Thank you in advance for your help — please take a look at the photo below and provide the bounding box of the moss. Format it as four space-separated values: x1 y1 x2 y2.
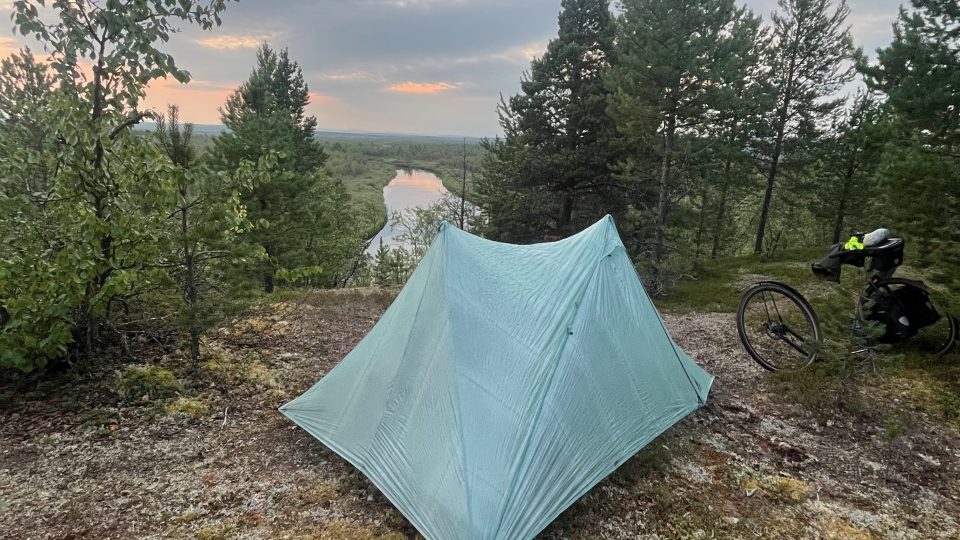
165 397 209 418
314 519 406 540
817 517 873 540
883 415 907 440
194 524 234 540
171 510 204 524
763 475 809 503
200 349 275 389
114 365 181 402
299 480 341 508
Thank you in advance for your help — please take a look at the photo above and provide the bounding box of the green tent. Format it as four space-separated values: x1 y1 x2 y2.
281 215 712 539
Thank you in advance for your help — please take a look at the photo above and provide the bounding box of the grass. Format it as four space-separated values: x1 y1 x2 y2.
653 247 824 314
661 246 960 431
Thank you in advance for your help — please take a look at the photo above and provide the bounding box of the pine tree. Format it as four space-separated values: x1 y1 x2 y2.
609 0 760 281
213 45 326 174
476 0 620 242
703 12 770 258
753 0 855 254
208 44 359 292
812 92 884 243
862 0 960 287
863 0 960 147
156 106 264 373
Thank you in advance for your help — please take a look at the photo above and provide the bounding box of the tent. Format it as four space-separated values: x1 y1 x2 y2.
280 215 713 540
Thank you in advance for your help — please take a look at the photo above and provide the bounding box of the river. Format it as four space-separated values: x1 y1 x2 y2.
366 168 454 256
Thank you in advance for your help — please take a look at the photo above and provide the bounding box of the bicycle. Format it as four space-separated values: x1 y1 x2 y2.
736 230 958 371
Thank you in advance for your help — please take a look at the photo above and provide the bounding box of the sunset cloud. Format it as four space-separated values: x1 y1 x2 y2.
316 70 383 82
388 81 460 94
309 92 338 106
196 34 268 50
0 36 20 58
142 77 237 124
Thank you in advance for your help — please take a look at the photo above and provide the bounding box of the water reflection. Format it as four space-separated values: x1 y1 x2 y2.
366 168 451 255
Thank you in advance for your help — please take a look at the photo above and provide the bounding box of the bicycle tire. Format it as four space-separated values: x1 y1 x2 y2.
737 281 822 371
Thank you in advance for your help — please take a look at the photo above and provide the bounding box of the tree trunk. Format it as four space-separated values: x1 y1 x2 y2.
755 42 799 255
653 114 676 267
711 159 732 259
832 155 858 243
181 186 200 372
459 138 468 230
263 271 275 294
558 193 574 231
694 182 709 260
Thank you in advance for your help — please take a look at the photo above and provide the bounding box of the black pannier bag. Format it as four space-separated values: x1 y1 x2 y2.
864 283 941 343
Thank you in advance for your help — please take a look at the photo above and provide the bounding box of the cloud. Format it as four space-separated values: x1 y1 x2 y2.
316 70 384 82
142 77 238 124
378 0 466 7
0 36 21 58
196 34 270 50
309 92 338 105
388 81 460 94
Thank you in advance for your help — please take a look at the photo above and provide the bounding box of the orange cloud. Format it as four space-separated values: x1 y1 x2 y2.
196 34 265 50
0 36 21 59
309 92 337 106
142 77 237 124
388 81 460 94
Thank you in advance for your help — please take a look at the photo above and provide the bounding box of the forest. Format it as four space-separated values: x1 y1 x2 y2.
477 0 958 298
0 0 955 370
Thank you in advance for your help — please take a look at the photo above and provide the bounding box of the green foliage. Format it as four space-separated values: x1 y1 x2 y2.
608 0 764 288
753 0 856 254
154 106 268 371
115 365 181 402
208 44 362 292
370 244 413 287
809 92 885 243
863 0 960 291
0 0 232 371
476 0 622 243
165 396 209 418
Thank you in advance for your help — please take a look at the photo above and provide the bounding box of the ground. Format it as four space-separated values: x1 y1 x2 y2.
1 287 959 539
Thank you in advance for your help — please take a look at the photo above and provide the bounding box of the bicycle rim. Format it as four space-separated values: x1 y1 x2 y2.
737 283 822 371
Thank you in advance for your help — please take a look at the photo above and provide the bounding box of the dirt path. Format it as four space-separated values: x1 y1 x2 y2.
1 290 958 539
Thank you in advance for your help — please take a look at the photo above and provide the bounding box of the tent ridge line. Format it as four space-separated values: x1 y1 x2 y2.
490 241 614 539
442 226 477 537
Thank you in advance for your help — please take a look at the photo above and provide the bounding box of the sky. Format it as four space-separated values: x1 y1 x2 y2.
0 0 903 137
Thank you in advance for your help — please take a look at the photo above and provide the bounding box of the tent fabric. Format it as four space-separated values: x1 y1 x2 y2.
280 215 713 540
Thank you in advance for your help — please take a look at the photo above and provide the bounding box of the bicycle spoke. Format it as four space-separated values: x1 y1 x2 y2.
737 283 820 372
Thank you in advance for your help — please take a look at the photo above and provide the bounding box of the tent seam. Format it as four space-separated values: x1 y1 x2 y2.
490 238 617 539
444 225 477 538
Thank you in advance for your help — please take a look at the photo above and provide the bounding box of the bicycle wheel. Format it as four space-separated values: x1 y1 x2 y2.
737 282 822 371
856 278 957 356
